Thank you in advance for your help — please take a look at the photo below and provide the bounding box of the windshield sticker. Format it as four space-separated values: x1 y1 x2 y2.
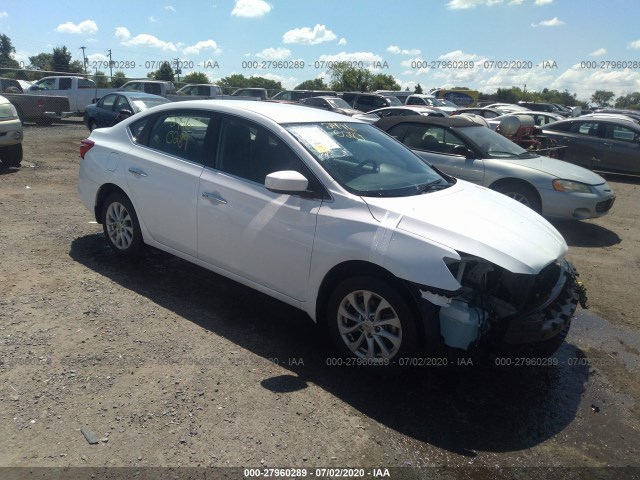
323 123 365 141
289 125 348 158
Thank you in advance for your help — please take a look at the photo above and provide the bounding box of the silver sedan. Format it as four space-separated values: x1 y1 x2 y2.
375 115 615 220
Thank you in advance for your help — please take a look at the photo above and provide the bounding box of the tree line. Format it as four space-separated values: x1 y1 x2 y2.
1 33 638 109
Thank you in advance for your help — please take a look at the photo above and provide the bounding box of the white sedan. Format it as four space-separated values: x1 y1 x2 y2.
78 100 584 366
0 95 23 168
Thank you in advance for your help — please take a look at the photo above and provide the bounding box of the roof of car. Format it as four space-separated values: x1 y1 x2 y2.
546 116 640 129
374 115 479 130
116 91 167 100
143 99 363 124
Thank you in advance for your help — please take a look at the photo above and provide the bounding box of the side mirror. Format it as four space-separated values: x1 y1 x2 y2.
452 145 473 158
265 170 309 194
118 109 133 117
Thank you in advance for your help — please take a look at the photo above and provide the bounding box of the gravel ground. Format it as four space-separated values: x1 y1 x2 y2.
1 122 639 479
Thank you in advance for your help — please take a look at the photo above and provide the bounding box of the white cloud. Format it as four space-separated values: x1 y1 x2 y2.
446 0 504 9
534 0 554 4
387 45 421 55
183 39 221 56
255 47 291 60
149 16 158 23
0 11 8 19
55 20 98 34
115 27 177 52
86 38 99 43
551 64 640 99
508 0 524 5
338 38 347 46
115 27 130 41
231 0 272 18
439 50 482 61
87 53 107 62
531 17 565 27
164 5 176 11
589 48 607 57
283 24 336 45
628 40 640 49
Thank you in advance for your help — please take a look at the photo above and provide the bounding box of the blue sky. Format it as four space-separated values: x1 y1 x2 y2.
2 0 640 100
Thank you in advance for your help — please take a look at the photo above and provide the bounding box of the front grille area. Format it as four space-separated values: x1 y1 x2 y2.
596 197 615 213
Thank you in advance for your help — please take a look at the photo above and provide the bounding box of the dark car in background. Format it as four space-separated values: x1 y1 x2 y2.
340 92 402 112
358 105 449 123
518 101 568 116
543 116 640 175
298 96 360 116
270 90 337 103
451 107 502 119
231 88 270 100
84 92 169 131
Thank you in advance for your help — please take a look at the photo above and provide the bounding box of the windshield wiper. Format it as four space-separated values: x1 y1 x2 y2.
516 151 538 158
415 179 448 194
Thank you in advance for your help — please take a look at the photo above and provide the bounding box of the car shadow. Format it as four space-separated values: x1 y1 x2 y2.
596 172 640 185
69 234 589 456
551 220 621 248
0 165 20 175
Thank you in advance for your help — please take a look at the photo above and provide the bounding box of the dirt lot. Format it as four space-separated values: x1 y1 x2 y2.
1 122 640 479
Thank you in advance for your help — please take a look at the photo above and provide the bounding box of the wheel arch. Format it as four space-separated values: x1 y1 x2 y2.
315 260 423 331
488 177 542 211
94 183 128 223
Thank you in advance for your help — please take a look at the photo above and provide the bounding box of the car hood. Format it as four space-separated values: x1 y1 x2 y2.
362 181 567 275
501 155 606 185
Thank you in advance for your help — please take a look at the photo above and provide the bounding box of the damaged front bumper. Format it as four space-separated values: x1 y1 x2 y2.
501 260 584 345
412 258 587 353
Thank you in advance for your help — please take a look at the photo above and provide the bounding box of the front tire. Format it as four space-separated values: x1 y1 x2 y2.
494 181 541 213
0 144 23 168
327 276 419 363
101 193 144 257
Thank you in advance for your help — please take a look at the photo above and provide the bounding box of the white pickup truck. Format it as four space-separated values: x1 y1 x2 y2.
166 84 246 102
28 76 115 115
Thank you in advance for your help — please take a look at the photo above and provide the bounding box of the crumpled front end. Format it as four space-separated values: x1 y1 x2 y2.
418 256 586 355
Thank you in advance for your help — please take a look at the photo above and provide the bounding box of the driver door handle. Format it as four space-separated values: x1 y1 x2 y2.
201 192 227 204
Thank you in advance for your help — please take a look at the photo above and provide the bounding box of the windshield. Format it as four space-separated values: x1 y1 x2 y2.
456 125 537 159
440 99 459 108
131 98 169 112
386 96 403 106
286 122 448 197
326 98 352 109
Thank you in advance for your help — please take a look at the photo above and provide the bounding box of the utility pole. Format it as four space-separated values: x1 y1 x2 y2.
174 57 181 82
106 49 113 78
79 46 88 74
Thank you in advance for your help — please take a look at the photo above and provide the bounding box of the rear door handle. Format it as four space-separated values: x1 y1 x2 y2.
201 192 227 204
128 167 148 177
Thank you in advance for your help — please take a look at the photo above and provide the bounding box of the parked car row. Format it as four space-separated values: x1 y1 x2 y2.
71 81 640 179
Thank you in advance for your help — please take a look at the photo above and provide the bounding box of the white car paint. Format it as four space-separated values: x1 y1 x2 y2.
78 100 580 359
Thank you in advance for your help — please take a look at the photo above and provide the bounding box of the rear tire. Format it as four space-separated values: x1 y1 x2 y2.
0 144 23 168
101 193 144 257
88 119 97 131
